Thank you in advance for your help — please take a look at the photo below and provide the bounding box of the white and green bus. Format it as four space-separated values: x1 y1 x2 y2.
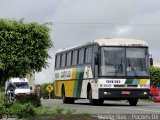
54 38 152 106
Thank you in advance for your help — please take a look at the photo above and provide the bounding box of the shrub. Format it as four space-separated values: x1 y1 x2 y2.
34 106 56 115
151 66 160 84
0 92 7 117
65 108 76 115
8 100 35 118
15 93 41 107
55 106 64 114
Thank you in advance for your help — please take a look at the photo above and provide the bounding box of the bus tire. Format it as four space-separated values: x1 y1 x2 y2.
61 86 68 104
68 98 75 104
88 87 98 105
128 99 138 106
98 99 104 105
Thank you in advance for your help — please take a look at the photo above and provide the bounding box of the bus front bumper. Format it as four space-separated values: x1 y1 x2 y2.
99 88 150 100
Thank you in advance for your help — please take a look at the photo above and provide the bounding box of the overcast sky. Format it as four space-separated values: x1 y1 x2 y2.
0 0 160 84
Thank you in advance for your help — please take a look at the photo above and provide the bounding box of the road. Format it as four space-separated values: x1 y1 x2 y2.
41 99 160 114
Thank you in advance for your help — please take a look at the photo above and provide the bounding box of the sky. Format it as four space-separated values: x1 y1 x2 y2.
0 0 160 84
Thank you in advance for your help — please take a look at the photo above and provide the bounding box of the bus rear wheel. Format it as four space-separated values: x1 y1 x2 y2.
128 99 138 106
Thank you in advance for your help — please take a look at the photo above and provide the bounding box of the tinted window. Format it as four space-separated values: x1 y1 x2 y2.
72 51 78 65
61 53 66 67
66 52 72 66
85 47 92 63
100 47 125 76
79 49 84 64
55 54 61 68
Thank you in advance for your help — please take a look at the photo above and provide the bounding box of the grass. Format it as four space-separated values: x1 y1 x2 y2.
27 114 98 120
27 106 98 120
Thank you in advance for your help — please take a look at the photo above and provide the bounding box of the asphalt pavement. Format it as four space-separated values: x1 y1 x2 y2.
41 99 160 114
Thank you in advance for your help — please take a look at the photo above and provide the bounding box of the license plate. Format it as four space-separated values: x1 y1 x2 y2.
122 91 130 94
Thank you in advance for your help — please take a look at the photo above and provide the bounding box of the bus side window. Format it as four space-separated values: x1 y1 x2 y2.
66 52 72 67
72 51 78 65
85 46 92 63
61 53 66 68
79 49 84 64
56 54 61 68
88 47 92 63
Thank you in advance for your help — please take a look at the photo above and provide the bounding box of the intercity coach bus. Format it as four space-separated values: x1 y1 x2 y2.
54 38 152 106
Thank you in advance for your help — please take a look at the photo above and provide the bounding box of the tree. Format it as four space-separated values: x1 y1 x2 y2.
0 19 52 85
150 66 160 84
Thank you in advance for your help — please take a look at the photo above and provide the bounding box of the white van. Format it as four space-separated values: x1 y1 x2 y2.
5 78 32 101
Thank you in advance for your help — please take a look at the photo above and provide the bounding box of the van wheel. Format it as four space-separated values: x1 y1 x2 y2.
88 87 98 105
128 99 138 106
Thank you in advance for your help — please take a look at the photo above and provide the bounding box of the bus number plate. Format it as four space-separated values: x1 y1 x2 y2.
121 91 130 94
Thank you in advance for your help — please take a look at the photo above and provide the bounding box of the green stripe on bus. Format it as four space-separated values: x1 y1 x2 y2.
125 79 140 85
125 79 134 84
73 67 84 97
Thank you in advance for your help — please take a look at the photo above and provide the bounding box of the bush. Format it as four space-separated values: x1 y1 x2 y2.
0 92 36 118
34 106 56 115
15 93 41 107
151 66 160 84
0 92 7 117
8 100 35 118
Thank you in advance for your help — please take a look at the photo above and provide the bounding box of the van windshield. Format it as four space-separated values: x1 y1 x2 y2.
13 82 29 89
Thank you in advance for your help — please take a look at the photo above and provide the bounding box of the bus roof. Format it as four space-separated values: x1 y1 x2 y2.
94 38 148 46
56 38 148 53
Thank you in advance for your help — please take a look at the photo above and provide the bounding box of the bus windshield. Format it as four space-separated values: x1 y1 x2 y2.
100 47 149 77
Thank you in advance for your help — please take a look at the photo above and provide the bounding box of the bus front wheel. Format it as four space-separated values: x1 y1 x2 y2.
88 88 98 105
62 86 68 104
128 99 138 106
61 86 75 104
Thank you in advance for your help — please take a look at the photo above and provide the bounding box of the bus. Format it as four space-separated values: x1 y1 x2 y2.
54 38 152 106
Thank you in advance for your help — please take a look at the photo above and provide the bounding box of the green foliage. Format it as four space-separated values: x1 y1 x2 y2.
34 106 56 115
150 66 160 84
0 92 8 116
8 100 35 118
0 18 52 85
40 83 54 99
15 93 41 107
65 108 76 115
0 92 36 118
55 106 64 114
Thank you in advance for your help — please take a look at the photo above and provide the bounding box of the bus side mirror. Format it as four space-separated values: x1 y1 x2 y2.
30 87 32 90
150 58 153 66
